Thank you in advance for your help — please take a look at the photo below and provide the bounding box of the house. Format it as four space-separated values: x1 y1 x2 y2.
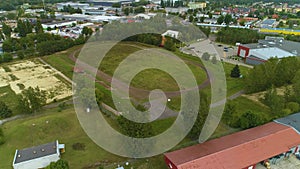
12 140 65 169
237 36 300 65
162 30 180 39
164 122 300 169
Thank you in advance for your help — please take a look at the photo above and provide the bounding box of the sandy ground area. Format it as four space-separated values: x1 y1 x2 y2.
0 60 72 103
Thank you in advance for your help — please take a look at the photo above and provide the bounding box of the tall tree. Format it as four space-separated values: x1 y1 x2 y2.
224 14 232 25
17 87 47 114
230 65 240 78
35 20 44 34
217 15 224 24
2 23 12 39
0 101 12 118
262 86 284 115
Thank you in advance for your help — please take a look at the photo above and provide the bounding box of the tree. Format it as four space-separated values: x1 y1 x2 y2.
286 102 300 113
239 110 267 129
201 52 210 61
82 27 93 37
2 23 12 39
200 16 205 23
217 15 224 24
224 14 232 25
0 30 4 41
46 159 69 169
117 115 153 138
262 86 284 115
123 8 130 16
2 39 13 52
189 15 194 22
211 56 217 64
17 50 25 59
223 101 240 128
112 2 121 8
230 65 240 78
0 101 12 118
293 70 300 104
2 53 13 62
134 6 145 14
35 20 44 34
17 87 47 114
164 38 176 51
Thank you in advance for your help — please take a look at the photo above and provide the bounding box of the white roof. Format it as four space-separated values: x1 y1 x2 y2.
249 47 296 60
162 30 180 39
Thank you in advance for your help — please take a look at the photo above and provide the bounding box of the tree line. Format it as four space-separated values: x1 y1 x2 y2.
0 0 73 10
216 27 263 45
1 21 92 58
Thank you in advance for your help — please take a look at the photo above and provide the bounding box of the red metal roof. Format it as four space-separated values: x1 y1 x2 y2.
164 122 300 169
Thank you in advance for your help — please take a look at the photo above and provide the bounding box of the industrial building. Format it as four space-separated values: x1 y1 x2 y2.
164 119 300 169
12 140 65 169
237 36 300 65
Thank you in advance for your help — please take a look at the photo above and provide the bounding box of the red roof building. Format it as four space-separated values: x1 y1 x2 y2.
164 122 300 169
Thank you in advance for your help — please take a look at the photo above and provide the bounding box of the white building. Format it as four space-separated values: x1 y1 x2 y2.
162 30 180 39
12 140 65 169
42 20 77 29
57 2 90 10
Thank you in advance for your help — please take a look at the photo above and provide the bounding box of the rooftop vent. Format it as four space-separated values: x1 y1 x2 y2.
17 154 21 158
41 149 45 152
33 151 37 154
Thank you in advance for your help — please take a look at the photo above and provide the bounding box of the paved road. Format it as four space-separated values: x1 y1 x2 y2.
0 115 23 126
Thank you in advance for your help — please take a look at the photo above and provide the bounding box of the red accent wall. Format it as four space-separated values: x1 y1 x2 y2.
164 156 178 169
237 45 250 58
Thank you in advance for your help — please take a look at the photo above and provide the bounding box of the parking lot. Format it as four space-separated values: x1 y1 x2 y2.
256 155 300 169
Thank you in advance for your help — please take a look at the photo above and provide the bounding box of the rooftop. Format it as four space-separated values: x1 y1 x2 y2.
241 38 300 56
14 141 58 164
275 112 300 134
250 47 295 60
164 122 300 169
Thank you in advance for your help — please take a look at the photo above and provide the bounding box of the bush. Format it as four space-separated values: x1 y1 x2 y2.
201 52 210 61
239 110 268 129
286 102 300 113
282 108 292 116
0 101 12 119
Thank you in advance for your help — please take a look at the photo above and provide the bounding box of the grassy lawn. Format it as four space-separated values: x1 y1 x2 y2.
223 62 251 96
0 86 19 116
229 96 272 119
0 107 126 169
43 53 75 79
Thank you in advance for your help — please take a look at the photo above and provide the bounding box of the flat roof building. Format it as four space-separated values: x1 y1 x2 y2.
237 36 300 65
13 140 65 169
